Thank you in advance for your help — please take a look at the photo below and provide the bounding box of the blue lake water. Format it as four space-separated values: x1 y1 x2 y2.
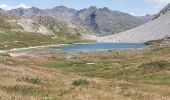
13 43 146 53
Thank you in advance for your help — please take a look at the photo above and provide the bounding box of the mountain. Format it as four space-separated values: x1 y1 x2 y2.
75 6 152 36
140 14 155 23
154 3 170 19
0 8 6 14
1 6 153 36
9 7 41 17
95 3 170 43
0 14 87 50
6 6 77 22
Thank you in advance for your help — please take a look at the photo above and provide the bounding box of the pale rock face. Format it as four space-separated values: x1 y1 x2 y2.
17 19 35 32
95 11 170 43
16 18 53 35
154 3 170 19
36 25 53 35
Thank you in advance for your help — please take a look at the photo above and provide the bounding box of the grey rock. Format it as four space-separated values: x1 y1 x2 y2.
0 6 153 36
75 6 152 36
154 3 170 19
97 3 170 43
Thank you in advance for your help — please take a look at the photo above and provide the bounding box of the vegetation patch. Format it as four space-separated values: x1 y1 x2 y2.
18 77 41 84
0 84 41 95
43 95 53 100
138 59 170 74
0 53 10 57
44 59 110 72
72 79 89 86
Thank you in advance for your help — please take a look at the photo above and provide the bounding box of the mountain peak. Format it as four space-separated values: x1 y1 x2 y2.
0 8 5 13
0 8 4 11
52 6 68 10
13 7 25 10
88 6 98 10
51 6 76 12
154 3 170 19
1 5 151 36
29 7 39 10
102 7 110 11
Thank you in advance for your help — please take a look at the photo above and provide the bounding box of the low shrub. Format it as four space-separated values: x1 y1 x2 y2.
138 59 170 74
43 95 53 100
72 79 89 86
18 77 41 84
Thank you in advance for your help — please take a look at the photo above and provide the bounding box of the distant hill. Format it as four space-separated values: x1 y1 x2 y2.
0 6 153 36
74 6 153 36
96 3 170 43
0 14 87 50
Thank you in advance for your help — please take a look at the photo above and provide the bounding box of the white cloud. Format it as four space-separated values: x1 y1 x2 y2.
16 3 31 9
129 12 137 16
147 0 170 5
0 3 31 10
0 4 12 10
128 12 144 16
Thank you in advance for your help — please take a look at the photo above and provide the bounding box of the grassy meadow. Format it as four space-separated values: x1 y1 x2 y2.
0 39 169 100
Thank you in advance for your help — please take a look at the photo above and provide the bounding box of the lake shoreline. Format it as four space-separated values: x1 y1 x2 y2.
7 43 146 54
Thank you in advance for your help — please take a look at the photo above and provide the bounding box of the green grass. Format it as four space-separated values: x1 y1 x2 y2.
43 59 122 73
138 60 170 74
41 54 170 84
43 95 53 100
0 15 91 50
0 38 169 99
0 31 87 50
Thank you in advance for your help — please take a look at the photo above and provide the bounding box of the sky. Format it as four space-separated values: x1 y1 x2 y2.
0 0 170 16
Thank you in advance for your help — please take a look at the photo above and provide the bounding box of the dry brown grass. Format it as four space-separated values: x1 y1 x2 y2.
0 41 170 100
0 63 131 100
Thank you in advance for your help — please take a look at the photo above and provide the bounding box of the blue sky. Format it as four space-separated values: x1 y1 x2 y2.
0 0 170 16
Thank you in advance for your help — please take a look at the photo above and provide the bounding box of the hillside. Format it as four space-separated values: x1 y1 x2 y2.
95 3 170 43
0 14 87 50
1 6 153 36
154 3 170 19
75 6 150 36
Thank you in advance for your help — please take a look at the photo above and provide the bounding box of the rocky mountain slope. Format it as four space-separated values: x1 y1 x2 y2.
1 6 153 36
95 3 170 43
0 14 87 50
75 6 151 36
154 3 170 19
